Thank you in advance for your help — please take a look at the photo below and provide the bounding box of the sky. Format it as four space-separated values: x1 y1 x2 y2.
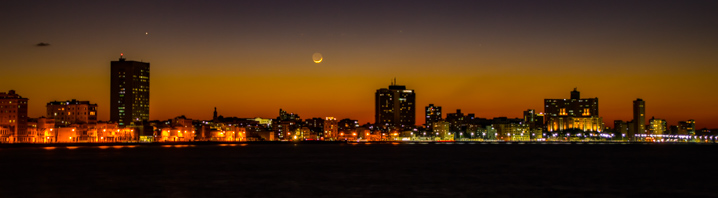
1 0 717 128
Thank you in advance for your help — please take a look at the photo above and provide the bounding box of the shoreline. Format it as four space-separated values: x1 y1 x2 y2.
1 140 714 149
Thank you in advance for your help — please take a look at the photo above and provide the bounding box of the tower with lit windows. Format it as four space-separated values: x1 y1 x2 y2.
375 79 415 129
631 98 645 140
0 90 28 143
543 88 602 132
425 104 442 128
110 54 150 126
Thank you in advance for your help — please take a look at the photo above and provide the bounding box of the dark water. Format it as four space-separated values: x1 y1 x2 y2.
1 143 716 197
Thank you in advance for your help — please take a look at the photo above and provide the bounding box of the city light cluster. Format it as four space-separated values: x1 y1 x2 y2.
1 58 715 144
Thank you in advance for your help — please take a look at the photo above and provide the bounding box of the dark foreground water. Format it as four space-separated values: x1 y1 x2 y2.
1 143 716 197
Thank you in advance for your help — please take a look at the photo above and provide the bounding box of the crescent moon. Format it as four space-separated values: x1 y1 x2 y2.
314 57 323 63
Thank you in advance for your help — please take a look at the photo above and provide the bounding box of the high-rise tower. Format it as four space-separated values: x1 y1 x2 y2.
375 79 415 129
110 55 150 126
631 98 645 140
425 104 442 127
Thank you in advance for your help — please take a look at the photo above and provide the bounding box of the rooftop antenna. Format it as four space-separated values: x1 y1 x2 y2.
393 77 396 85
119 53 125 61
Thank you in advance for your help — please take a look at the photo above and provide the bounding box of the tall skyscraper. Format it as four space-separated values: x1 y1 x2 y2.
110 55 150 126
425 104 442 127
0 90 28 143
632 98 645 139
375 79 415 129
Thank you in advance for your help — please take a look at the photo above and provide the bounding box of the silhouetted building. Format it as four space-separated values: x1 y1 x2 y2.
545 88 599 118
278 108 300 121
614 120 628 138
46 99 98 126
110 56 150 126
523 109 544 129
213 107 218 121
669 125 679 135
304 117 325 135
0 90 28 143
338 118 359 132
375 79 415 129
445 109 474 133
544 88 602 132
677 120 695 135
632 98 645 139
425 104 442 127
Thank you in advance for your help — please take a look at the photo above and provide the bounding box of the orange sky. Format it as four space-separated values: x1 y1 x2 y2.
1 1 717 128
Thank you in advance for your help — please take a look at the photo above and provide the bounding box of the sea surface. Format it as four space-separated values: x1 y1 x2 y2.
0 142 716 197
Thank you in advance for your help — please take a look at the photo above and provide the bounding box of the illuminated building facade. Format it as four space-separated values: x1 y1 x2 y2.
28 117 56 143
425 104 442 127
632 98 646 139
0 90 29 143
110 56 150 126
545 88 598 118
159 116 195 142
375 79 415 129
323 117 338 140
493 123 531 141
547 116 603 132
544 89 602 132
46 99 98 126
432 121 451 140
648 117 667 136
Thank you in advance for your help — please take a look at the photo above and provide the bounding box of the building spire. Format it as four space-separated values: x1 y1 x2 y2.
213 107 218 121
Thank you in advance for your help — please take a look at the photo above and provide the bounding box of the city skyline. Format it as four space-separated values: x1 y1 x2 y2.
1 1 717 128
